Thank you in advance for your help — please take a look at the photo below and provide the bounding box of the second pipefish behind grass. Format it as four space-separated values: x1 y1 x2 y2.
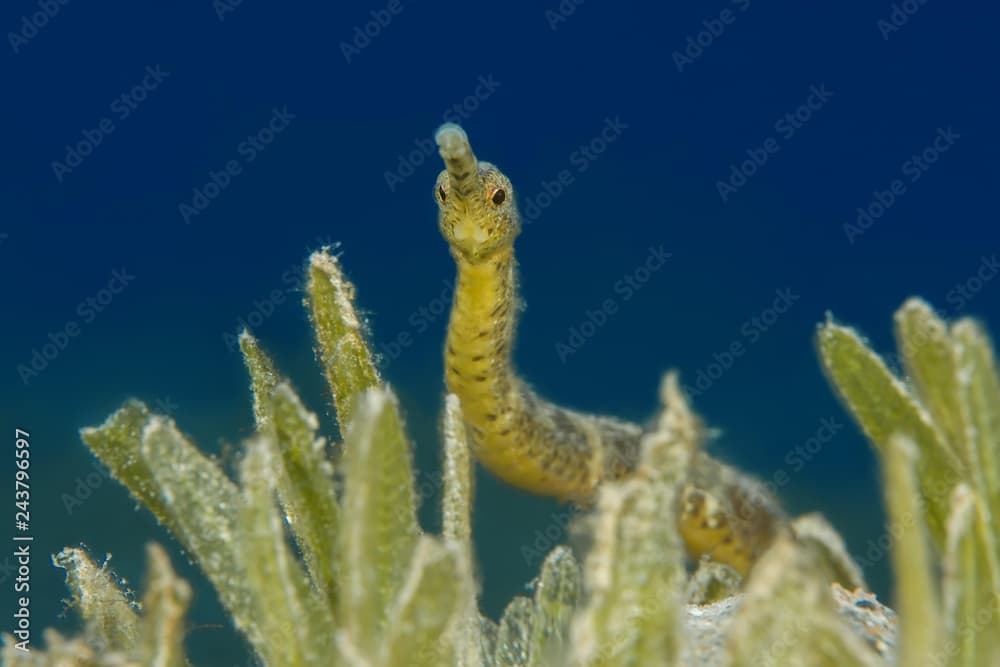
433 123 785 574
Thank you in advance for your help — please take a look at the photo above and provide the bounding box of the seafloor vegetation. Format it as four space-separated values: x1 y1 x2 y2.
4 247 1000 666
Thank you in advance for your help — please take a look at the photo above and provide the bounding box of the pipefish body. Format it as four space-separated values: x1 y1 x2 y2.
434 124 785 574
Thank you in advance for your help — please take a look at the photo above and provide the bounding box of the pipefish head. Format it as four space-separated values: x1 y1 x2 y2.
434 123 519 263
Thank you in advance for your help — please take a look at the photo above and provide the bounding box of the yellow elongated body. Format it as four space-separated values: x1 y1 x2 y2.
444 247 641 501
433 124 784 573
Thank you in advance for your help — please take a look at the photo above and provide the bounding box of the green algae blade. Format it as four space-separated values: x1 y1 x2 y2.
20 547 190 666
442 393 474 548
896 302 1000 610
339 387 420 655
952 320 1000 552
950 319 1000 635
479 615 500 667
647 372 702 471
237 436 338 667
239 329 282 430
895 299 969 466
495 596 535 667
80 401 171 530
817 320 961 546
527 546 581 667
52 547 140 653
380 537 468 667
565 372 690 667
941 485 999 667
239 332 343 615
306 248 380 437
568 479 684 667
136 544 191 667
883 435 942 667
790 513 867 591
442 393 484 667
269 382 342 618
728 535 882 667
81 405 263 652
138 416 261 651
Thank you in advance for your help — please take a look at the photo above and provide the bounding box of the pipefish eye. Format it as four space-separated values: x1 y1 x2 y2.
489 188 506 205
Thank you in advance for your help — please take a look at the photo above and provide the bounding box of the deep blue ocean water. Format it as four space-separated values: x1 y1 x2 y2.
2 1 998 663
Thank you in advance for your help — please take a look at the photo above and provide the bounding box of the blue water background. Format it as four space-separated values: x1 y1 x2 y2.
2 2 998 663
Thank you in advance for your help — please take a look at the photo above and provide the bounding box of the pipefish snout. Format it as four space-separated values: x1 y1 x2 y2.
434 124 786 574
434 123 518 264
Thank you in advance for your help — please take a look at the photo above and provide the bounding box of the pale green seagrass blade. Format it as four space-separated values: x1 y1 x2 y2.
527 545 581 667
942 485 999 667
952 320 1000 554
380 537 469 667
894 299 969 467
239 329 281 430
442 393 485 667
495 596 535 667
882 434 942 667
305 248 380 436
339 387 419 655
442 393 474 549
728 535 882 667
817 319 962 547
565 372 692 667
239 332 343 616
81 407 264 653
136 544 191 667
79 401 171 529
52 547 140 653
269 382 343 616
237 436 338 667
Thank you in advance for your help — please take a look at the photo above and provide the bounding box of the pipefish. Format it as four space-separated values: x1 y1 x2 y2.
434 123 785 574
